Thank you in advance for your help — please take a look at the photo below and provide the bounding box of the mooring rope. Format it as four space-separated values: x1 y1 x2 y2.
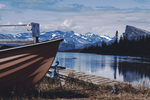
55 61 80 97
107 86 116 94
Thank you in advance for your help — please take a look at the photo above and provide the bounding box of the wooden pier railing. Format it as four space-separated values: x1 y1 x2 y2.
0 39 34 44
0 22 40 44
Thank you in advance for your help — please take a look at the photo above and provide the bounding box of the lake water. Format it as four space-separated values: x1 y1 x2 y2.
52 52 150 86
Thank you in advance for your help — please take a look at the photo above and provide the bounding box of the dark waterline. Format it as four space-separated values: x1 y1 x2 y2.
52 52 150 86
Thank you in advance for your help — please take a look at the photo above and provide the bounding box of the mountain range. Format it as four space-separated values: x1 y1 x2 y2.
0 25 150 51
0 30 115 51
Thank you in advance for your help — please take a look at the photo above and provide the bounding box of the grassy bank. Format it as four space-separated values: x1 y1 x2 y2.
1 74 150 100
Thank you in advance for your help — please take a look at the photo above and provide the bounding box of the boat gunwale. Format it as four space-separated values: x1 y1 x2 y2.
0 38 64 52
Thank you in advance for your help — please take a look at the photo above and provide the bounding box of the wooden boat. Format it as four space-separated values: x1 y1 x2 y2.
0 38 63 92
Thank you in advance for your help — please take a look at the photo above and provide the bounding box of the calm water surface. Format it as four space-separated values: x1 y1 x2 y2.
52 52 150 86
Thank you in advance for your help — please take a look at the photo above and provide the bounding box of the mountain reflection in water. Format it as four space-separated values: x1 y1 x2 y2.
52 52 150 86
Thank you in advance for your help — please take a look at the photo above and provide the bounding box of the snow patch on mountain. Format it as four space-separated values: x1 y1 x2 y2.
52 34 56 38
74 33 80 36
81 36 87 39
100 35 112 41
85 32 93 37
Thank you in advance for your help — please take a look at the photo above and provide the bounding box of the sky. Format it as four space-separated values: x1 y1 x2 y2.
0 0 150 37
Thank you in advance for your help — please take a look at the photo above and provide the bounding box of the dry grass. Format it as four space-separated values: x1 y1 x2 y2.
1 72 150 100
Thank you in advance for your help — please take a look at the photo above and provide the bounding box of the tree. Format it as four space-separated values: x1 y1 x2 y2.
114 30 118 45
115 30 118 40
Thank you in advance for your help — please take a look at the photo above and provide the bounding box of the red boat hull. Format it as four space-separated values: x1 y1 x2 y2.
0 38 63 91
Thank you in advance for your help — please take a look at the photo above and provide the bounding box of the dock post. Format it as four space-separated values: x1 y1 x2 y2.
27 22 40 43
34 37 39 43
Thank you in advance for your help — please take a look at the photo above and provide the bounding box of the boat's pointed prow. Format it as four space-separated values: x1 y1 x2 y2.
0 38 63 92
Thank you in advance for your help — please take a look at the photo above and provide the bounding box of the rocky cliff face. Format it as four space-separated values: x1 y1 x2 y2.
123 25 150 40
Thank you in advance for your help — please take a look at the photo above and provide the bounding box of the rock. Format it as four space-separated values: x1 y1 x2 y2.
123 25 150 40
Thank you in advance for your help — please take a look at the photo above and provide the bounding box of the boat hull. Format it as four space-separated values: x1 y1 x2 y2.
0 38 63 92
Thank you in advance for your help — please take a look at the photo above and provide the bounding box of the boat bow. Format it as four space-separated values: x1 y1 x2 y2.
0 38 63 92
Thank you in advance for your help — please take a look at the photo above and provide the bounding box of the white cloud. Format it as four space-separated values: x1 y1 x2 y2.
134 0 149 4
56 19 77 31
18 22 23 25
25 0 61 3
5 0 93 12
123 17 140 21
0 4 6 9
62 19 76 27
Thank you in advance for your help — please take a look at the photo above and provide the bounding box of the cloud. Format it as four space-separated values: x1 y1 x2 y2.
96 6 120 11
29 9 150 37
57 19 78 31
1 1 150 37
0 4 6 9
1 9 150 37
0 3 22 15
0 10 22 15
39 19 84 33
68 4 93 11
62 19 75 27
25 0 63 4
18 22 23 25
1 0 62 4
3 0 150 12
0 0 63 11
4 0 93 12
95 6 150 12
0 4 6 20
134 0 149 4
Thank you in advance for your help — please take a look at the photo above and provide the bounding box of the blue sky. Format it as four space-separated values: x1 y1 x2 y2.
0 0 150 37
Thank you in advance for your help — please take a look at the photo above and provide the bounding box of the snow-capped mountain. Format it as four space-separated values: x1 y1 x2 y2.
15 33 33 39
123 25 150 40
0 34 15 39
12 30 115 49
0 30 115 50
79 35 116 49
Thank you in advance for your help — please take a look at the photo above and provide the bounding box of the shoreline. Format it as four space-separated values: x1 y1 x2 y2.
59 49 150 59
1 68 150 100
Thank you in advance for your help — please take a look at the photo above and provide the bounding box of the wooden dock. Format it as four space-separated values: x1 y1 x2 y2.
47 67 132 87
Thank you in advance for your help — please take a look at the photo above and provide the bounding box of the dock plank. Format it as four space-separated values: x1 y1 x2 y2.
48 67 131 86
